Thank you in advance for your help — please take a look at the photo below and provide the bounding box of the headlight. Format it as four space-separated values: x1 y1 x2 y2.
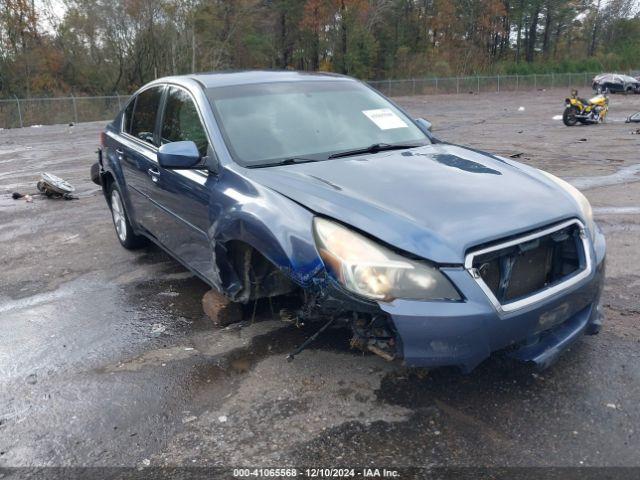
313 217 461 302
538 170 595 237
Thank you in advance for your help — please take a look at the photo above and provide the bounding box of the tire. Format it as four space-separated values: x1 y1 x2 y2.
563 106 579 126
108 183 148 250
625 87 633 95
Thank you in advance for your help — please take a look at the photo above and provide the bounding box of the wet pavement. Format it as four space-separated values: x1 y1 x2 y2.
1 89 639 468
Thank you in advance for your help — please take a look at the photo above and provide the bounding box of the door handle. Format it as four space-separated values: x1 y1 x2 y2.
115 148 124 156
148 167 160 183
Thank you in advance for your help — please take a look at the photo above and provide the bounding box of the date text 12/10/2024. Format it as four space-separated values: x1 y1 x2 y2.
233 468 400 478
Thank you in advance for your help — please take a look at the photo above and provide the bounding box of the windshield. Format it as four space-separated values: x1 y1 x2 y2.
206 80 429 167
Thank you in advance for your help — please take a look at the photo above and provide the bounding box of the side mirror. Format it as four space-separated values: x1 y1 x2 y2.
415 118 432 133
158 141 201 169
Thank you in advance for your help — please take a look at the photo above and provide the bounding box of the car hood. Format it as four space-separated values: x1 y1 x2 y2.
244 144 582 264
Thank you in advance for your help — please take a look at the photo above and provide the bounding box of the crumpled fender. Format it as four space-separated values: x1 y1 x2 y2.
206 168 324 299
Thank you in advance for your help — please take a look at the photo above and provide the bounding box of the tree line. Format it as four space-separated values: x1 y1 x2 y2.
0 0 639 97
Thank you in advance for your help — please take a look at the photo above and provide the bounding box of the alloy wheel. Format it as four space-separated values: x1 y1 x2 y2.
111 190 127 242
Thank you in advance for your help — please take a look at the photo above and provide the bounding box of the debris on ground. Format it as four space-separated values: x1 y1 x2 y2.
9 172 79 202
578 138 588 142
202 289 243 327
552 114 563 120
12 192 33 202
37 172 77 200
150 323 167 335
631 129 640 135
518 106 525 111
509 152 524 158
626 112 640 123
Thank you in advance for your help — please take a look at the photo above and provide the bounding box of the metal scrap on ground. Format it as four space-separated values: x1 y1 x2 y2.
10 172 78 202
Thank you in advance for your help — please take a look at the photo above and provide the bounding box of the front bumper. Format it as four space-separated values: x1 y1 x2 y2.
380 228 606 372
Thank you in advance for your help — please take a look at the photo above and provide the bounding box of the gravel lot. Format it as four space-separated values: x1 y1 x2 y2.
1 88 639 471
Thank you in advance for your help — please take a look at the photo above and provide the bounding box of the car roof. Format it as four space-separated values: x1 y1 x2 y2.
164 70 355 89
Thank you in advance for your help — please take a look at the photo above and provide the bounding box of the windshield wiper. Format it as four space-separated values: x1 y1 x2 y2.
251 157 322 168
328 143 423 159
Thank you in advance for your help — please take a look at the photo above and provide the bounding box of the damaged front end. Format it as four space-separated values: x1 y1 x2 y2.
261 215 463 364
202 177 605 372
274 217 606 372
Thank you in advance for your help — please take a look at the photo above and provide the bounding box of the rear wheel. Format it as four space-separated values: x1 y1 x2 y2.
109 184 148 249
563 106 579 126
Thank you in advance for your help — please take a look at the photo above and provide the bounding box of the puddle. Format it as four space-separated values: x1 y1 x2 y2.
594 206 640 215
569 163 640 190
0 276 99 314
0 145 31 156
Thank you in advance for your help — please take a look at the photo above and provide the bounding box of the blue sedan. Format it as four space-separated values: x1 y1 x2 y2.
95 71 605 372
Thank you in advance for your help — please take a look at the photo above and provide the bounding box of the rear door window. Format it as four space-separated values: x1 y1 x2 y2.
129 87 163 146
160 87 209 157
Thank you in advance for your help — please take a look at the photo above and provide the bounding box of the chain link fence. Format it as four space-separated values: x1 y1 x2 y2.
2 71 638 129
366 72 608 97
0 94 130 130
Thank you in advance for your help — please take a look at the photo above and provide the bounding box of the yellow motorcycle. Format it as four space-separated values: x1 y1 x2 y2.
563 89 609 126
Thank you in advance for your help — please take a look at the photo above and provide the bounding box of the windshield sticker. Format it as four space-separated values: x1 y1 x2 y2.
362 108 409 130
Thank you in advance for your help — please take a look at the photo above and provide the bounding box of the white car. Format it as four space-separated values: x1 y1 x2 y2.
592 73 640 94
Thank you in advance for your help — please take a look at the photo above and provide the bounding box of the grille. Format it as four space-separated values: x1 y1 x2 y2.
468 221 587 309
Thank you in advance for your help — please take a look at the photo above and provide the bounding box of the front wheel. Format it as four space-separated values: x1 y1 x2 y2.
563 106 579 126
109 184 148 250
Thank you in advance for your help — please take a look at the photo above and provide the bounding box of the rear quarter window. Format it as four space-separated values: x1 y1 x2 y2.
129 87 163 146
